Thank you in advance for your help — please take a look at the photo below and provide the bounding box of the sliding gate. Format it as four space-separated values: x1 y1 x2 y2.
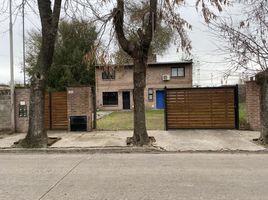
165 86 239 130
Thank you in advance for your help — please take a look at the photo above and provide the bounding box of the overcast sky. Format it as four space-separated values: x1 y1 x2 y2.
0 0 244 86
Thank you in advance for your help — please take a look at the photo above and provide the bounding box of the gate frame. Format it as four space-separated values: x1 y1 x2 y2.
164 85 239 130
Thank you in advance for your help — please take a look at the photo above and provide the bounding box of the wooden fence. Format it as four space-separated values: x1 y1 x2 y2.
45 91 68 130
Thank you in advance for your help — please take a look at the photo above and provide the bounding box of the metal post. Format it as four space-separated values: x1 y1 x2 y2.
22 0 26 85
9 0 15 132
234 84 240 130
92 86 97 130
164 86 168 131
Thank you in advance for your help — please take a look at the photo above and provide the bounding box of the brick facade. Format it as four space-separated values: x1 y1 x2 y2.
96 62 193 110
246 81 261 131
0 90 11 131
15 88 30 133
13 87 93 133
67 87 93 131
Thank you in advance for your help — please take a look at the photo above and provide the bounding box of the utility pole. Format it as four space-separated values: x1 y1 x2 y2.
210 73 213 87
9 0 15 132
197 66 200 87
22 0 26 85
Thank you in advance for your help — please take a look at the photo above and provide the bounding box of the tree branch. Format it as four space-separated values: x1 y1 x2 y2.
113 0 135 56
142 0 157 50
52 0 62 35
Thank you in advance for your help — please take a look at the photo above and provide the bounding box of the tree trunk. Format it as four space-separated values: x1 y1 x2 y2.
260 82 268 144
256 69 268 144
18 0 62 148
132 59 150 146
113 0 156 146
23 77 47 147
21 52 50 148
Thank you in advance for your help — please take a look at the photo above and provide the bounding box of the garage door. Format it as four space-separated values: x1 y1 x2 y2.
165 86 239 129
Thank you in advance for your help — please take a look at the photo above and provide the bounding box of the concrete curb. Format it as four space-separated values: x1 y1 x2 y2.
0 147 164 154
0 147 267 154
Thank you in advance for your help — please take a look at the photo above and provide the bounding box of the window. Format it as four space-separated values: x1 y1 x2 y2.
171 67 185 77
102 71 115 80
103 92 118 105
148 88 153 101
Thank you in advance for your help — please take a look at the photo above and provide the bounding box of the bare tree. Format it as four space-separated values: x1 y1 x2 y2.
212 0 268 143
89 0 227 146
113 1 174 64
8 0 227 147
19 0 62 147
112 0 157 145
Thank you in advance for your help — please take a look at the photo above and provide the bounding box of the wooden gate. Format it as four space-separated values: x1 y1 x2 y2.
45 91 68 130
165 86 239 130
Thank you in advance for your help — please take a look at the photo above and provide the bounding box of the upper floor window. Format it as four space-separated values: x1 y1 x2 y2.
102 70 115 80
171 67 185 77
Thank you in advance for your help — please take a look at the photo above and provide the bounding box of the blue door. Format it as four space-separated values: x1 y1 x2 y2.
156 90 165 109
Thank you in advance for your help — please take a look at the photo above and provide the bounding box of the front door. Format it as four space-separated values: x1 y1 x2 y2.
122 91 130 110
156 90 165 109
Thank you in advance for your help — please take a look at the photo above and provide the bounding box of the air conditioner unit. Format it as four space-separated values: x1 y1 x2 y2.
162 74 170 81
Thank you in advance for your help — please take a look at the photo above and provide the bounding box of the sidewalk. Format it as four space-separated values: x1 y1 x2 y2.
0 130 266 152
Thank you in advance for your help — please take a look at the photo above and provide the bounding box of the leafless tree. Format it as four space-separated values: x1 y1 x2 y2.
83 0 229 146
19 0 62 147
212 0 268 143
2 0 229 147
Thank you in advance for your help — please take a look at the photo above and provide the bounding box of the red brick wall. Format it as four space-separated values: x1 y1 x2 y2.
246 81 261 131
67 87 93 131
14 87 93 133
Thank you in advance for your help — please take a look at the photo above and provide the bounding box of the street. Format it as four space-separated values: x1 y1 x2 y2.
0 153 268 200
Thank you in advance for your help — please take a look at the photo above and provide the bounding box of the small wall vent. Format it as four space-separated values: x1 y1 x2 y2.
70 116 87 131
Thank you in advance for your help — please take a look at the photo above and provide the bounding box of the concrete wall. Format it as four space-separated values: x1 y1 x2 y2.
15 88 30 133
96 63 192 110
0 90 11 131
246 81 261 131
67 87 93 131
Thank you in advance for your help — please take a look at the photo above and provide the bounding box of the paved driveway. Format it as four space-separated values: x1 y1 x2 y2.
153 129 264 151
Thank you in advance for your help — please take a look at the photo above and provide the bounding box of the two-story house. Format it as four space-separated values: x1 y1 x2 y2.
95 61 193 110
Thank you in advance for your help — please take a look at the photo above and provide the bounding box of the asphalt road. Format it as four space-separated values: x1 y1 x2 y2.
0 153 268 200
